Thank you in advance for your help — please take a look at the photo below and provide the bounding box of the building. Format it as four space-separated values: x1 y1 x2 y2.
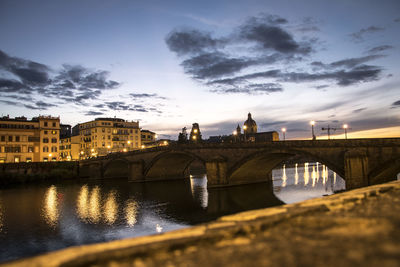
77 118 141 158
60 124 72 139
141 130 157 146
59 135 80 161
244 112 257 135
0 115 60 163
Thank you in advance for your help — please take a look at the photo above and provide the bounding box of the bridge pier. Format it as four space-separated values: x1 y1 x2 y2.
206 160 228 187
344 149 369 190
129 161 144 181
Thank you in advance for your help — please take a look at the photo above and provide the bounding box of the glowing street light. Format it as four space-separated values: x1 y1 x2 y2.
163 141 168 145
243 125 247 142
192 135 197 140
281 127 286 141
127 140 131 145
310 121 316 140
343 124 348 139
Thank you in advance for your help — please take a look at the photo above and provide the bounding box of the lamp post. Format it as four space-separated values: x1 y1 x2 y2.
310 121 316 140
281 128 286 141
343 124 348 140
233 130 237 143
243 125 247 142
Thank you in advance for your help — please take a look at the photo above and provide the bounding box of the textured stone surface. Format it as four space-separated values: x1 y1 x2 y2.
3 181 400 267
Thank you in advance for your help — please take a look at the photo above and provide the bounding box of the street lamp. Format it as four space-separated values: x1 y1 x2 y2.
233 130 237 143
243 125 247 142
281 128 286 141
343 124 348 140
310 121 316 140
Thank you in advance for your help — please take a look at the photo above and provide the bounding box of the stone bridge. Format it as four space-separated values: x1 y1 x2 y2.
79 138 400 189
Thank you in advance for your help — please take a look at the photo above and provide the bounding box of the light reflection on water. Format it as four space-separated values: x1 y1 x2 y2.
272 162 346 204
42 185 59 227
1 162 344 263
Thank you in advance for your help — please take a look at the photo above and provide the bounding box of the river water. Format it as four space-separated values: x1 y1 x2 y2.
0 162 345 263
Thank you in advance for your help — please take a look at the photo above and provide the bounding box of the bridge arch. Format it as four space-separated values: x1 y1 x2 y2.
103 158 131 178
228 148 345 185
368 157 400 185
144 150 206 180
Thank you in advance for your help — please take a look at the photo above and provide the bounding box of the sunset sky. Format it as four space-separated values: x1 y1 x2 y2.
0 0 399 139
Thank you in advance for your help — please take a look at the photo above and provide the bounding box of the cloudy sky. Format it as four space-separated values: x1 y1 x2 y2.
0 0 399 139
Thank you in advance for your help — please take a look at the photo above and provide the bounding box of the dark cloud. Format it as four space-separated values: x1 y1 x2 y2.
165 14 316 94
311 55 385 70
165 29 220 56
210 82 283 95
353 108 367 113
365 45 394 54
395 18 400 22
166 14 385 94
0 50 120 110
209 65 382 87
392 100 400 108
329 55 385 69
85 111 104 116
350 26 384 41
129 93 167 100
314 85 329 90
24 101 56 110
239 15 312 54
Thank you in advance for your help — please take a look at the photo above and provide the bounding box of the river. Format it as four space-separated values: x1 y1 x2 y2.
0 162 345 263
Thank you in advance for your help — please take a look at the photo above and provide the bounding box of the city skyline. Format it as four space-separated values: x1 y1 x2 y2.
0 0 399 139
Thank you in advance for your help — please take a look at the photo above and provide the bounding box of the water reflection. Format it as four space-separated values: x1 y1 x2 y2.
281 165 287 188
273 162 346 204
1 164 345 263
304 163 310 185
190 175 208 208
103 190 118 225
89 186 101 223
42 185 59 227
125 199 138 227
77 185 89 221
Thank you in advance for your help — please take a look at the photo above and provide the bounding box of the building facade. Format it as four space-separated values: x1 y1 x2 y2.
0 115 60 163
77 118 141 158
141 130 156 146
59 135 80 161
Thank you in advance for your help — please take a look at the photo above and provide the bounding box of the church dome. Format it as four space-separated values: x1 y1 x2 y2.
244 113 257 133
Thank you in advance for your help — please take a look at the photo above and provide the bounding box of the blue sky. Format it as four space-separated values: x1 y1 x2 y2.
0 0 399 139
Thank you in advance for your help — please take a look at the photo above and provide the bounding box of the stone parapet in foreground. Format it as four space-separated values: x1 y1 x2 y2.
3 180 400 267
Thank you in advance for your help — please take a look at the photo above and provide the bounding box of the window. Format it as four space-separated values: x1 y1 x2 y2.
51 146 57 152
52 122 56 127
0 136 4 142
44 122 48 127
51 138 57 143
43 157 48 162
8 136 12 142
28 146 34 152
43 138 49 143
52 130 57 134
43 146 49 152
130 129 133 133
44 130 48 134
15 136 20 142
102 128 105 132
26 157 32 162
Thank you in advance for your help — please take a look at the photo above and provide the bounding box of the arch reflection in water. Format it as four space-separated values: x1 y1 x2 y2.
125 199 138 227
42 185 59 227
103 190 119 225
272 162 345 204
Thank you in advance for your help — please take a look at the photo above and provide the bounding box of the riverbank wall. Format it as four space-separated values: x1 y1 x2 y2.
3 180 400 267
0 162 79 186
